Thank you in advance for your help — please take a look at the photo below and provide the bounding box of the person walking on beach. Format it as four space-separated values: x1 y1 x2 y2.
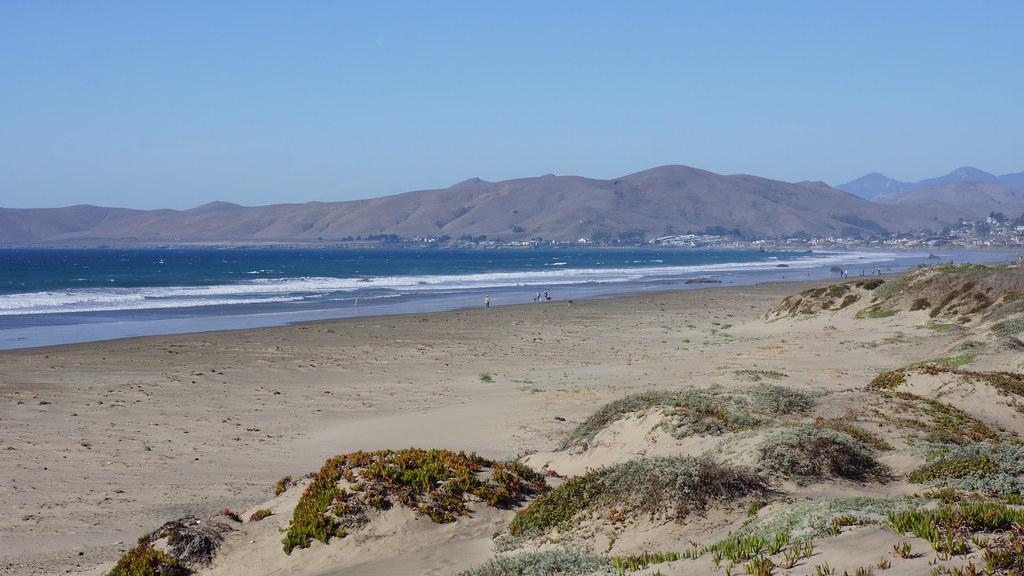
484 295 491 308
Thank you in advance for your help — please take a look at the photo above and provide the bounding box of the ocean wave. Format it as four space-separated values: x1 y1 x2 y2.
0 251 898 316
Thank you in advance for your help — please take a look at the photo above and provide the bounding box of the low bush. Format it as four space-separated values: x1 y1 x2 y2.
105 513 238 575
507 456 765 537
249 509 272 522
283 449 546 554
561 390 683 449
734 369 788 382
748 384 814 415
981 523 1024 574
855 304 897 319
907 442 1024 496
866 378 1000 445
866 370 906 391
274 475 292 496
562 385 813 449
991 316 1024 337
107 542 188 576
814 417 892 451
759 426 888 483
908 353 978 369
459 550 615 576
710 496 919 563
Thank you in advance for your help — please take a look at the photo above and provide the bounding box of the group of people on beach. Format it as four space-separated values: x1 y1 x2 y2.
484 290 551 309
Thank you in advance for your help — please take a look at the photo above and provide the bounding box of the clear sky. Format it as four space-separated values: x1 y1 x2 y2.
1 1 1021 209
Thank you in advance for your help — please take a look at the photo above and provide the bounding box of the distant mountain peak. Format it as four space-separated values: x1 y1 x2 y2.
946 167 997 181
450 177 488 188
836 173 912 199
188 201 243 213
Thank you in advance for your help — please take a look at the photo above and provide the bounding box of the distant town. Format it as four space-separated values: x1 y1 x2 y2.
321 211 1024 251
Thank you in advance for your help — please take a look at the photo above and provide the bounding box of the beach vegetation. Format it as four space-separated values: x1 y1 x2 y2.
867 370 906 390
767 279 885 318
888 501 1024 558
854 304 898 319
747 499 768 517
106 514 233 575
910 297 931 311
745 556 774 576
283 448 546 553
248 508 272 522
853 264 1024 324
891 541 913 559
907 442 1024 496
220 508 241 522
815 563 835 576
920 320 960 332
868 366 1024 438
734 369 788 382
610 551 679 573
479 373 494 383
991 316 1024 337
709 496 920 566
758 426 889 483
458 550 615 576
748 384 814 415
813 417 892 451
274 475 292 496
106 542 187 576
907 353 978 369
507 456 765 537
865 372 1000 445
562 385 813 450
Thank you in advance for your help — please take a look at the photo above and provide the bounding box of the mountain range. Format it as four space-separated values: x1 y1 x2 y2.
0 165 960 246
837 167 1024 220
3 164 1022 247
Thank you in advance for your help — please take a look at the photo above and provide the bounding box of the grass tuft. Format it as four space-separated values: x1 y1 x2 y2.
248 509 272 522
274 475 292 496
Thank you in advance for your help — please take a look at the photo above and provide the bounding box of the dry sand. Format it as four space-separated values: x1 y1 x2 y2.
1 279 1017 575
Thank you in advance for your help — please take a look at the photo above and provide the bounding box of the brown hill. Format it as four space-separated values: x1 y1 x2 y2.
0 165 958 245
878 181 1024 219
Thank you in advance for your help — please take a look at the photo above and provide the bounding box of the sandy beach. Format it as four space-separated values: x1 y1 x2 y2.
3 272 1022 575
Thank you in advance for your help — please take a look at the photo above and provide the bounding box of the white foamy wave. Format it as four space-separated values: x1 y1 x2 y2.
0 251 898 316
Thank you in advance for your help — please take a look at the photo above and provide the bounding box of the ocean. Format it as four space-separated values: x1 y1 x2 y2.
0 247 1016 349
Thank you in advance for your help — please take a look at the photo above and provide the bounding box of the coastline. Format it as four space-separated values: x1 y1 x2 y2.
2 248 1017 351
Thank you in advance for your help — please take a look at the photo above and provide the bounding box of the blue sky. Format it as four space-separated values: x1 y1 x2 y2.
1 1 1021 209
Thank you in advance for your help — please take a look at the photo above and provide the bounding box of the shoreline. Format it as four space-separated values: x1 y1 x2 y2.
3 247 1017 351
0 278 828 356
2 276 831 356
